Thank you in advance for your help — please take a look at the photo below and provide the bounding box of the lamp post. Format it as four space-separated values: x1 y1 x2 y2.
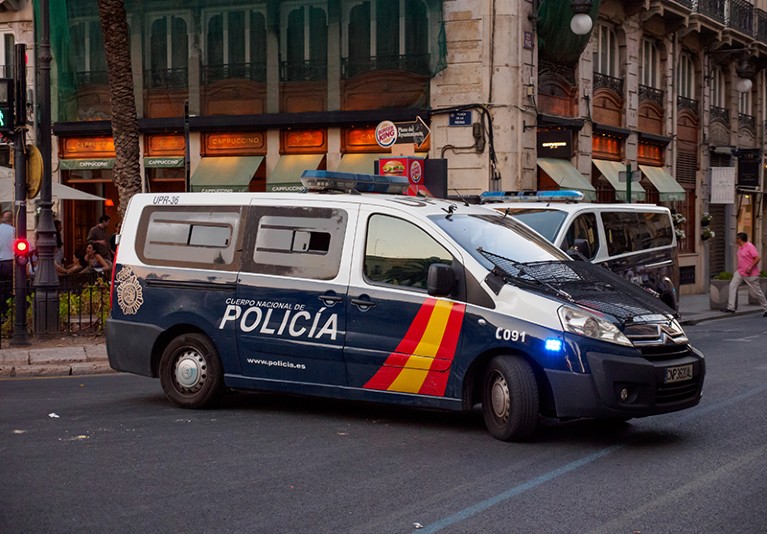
33 0 59 338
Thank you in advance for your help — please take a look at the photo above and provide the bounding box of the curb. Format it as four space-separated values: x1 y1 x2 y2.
0 344 114 378
679 308 764 326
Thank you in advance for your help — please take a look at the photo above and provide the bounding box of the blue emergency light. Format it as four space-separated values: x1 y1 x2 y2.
300 170 409 194
479 190 584 203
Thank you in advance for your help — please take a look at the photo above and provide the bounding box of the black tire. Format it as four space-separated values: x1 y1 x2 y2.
159 333 224 409
481 355 539 442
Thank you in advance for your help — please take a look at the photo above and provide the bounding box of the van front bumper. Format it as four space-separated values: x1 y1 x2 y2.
545 346 705 419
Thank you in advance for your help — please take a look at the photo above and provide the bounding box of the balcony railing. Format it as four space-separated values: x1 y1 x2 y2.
202 63 267 85
144 68 188 89
677 95 699 114
341 54 431 78
280 60 328 82
694 0 726 24
593 72 624 95
75 71 109 86
757 9 767 42
710 105 730 123
738 112 756 132
672 0 693 8
729 0 754 36
639 84 665 107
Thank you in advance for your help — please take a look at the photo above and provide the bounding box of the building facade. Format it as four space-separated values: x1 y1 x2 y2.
1 0 766 294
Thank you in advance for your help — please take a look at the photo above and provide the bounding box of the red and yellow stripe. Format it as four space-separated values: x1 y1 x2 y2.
363 298 465 396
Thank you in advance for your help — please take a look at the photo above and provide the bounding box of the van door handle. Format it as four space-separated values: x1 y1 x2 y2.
350 296 377 310
319 293 343 306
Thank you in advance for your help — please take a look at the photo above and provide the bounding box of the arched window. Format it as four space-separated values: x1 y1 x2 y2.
343 0 431 77
676 53 696 100
146 14 189 88
593 24 619 77
281 3 328 81
203 7 267 82
710 67 726 108
640 38 660 88
70 18 106 84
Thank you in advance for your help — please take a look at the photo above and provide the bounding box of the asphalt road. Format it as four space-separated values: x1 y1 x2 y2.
1 316 766 533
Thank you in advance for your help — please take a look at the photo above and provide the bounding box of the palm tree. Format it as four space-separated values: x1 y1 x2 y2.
96 0 141 218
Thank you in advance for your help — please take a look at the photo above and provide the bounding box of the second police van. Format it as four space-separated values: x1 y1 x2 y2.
107 171 704 442
480 191 681 312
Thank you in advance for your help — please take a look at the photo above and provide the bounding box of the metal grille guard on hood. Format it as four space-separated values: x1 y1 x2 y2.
479 248 676 326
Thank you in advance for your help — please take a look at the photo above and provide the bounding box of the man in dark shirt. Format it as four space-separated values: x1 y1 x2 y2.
87 215 111 260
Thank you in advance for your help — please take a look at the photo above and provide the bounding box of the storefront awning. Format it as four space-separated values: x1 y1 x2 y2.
336 153 383 174
537 158 597 201
60 158 114 171
639 165 686 202
190 156 264 192
144 156 185 169
267 154 324 192
593 159 646 203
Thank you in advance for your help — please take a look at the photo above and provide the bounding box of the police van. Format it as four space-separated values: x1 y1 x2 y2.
107 172 704 442
480 191 680 312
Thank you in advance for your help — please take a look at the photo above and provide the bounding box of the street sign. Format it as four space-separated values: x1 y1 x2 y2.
375 117 431 149
618 170 642 183
449 111 472 126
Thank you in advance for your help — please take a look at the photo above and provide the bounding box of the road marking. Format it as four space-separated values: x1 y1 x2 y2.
415 384 767 533
587 443 767 534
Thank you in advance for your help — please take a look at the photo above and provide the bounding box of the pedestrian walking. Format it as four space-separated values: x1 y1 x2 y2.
0 210 14 315
86 215 111 260
721 232 767 317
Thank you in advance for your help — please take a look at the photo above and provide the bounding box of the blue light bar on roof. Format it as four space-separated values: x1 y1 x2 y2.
479 190 584 203
300 170 409 194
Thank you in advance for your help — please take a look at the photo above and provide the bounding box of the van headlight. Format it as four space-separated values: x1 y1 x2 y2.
557 305 633 347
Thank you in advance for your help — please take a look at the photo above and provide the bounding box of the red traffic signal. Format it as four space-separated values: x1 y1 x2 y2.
13 237 30 257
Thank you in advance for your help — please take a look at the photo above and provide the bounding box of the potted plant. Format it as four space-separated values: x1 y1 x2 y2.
701 212 712 227
748 270 767 305
709 271 732 310
701 227 715 241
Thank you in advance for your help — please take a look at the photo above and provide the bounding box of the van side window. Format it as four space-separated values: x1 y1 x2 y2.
249 206 347 280
364 214 453 290
138 206 242 268
602 211 674 256
563 213 599 260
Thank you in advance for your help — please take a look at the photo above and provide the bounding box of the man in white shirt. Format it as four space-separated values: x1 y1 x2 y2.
0 210 14 316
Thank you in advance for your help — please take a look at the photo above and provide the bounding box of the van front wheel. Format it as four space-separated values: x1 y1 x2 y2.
159 333 224 409
481 356 539 441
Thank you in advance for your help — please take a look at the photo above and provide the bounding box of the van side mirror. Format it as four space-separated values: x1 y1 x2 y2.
568 238 592 261
428 263 457 296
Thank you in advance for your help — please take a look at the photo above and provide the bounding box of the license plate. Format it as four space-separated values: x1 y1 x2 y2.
664 364 693 384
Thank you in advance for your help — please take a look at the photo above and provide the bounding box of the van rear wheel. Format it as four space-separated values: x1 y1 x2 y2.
159 333 224 409
481 355 539 441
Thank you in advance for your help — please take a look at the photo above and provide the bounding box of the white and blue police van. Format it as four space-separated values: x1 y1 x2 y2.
480 191 681 312
107 171 704 441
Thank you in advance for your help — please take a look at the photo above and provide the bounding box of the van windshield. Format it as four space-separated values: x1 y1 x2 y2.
490 207 567 241
432 213 569 270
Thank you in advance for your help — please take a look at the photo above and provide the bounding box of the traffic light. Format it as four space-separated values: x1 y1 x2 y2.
0 78 14 134
13 237 30 265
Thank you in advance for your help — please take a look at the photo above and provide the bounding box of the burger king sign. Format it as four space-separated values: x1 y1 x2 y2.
375 120 398 148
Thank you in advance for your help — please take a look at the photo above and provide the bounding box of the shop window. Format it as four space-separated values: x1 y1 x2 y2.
203 7 267 84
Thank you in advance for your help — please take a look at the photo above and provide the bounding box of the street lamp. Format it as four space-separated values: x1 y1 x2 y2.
735 59 755 93
569 0 594 35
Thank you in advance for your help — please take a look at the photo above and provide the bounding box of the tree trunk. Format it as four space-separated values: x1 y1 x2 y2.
97 0 141 218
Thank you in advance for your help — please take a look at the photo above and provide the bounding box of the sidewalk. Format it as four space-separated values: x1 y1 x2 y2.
1 287 765 378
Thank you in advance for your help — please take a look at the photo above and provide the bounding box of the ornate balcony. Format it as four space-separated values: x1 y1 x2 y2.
757 9 767 43
729 0 754 36
639 84 665 107
694 0 726 24
593 72 624 95
677 95 699 114
710 105 729 123
202 63 267 85
739 112 756 133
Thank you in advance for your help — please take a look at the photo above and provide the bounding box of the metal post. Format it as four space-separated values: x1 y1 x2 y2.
184 100 190 192
626 163 632 204
11 83 28 346
33 0 59 338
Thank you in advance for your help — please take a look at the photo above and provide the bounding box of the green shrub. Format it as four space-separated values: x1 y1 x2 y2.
713 271 733 281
